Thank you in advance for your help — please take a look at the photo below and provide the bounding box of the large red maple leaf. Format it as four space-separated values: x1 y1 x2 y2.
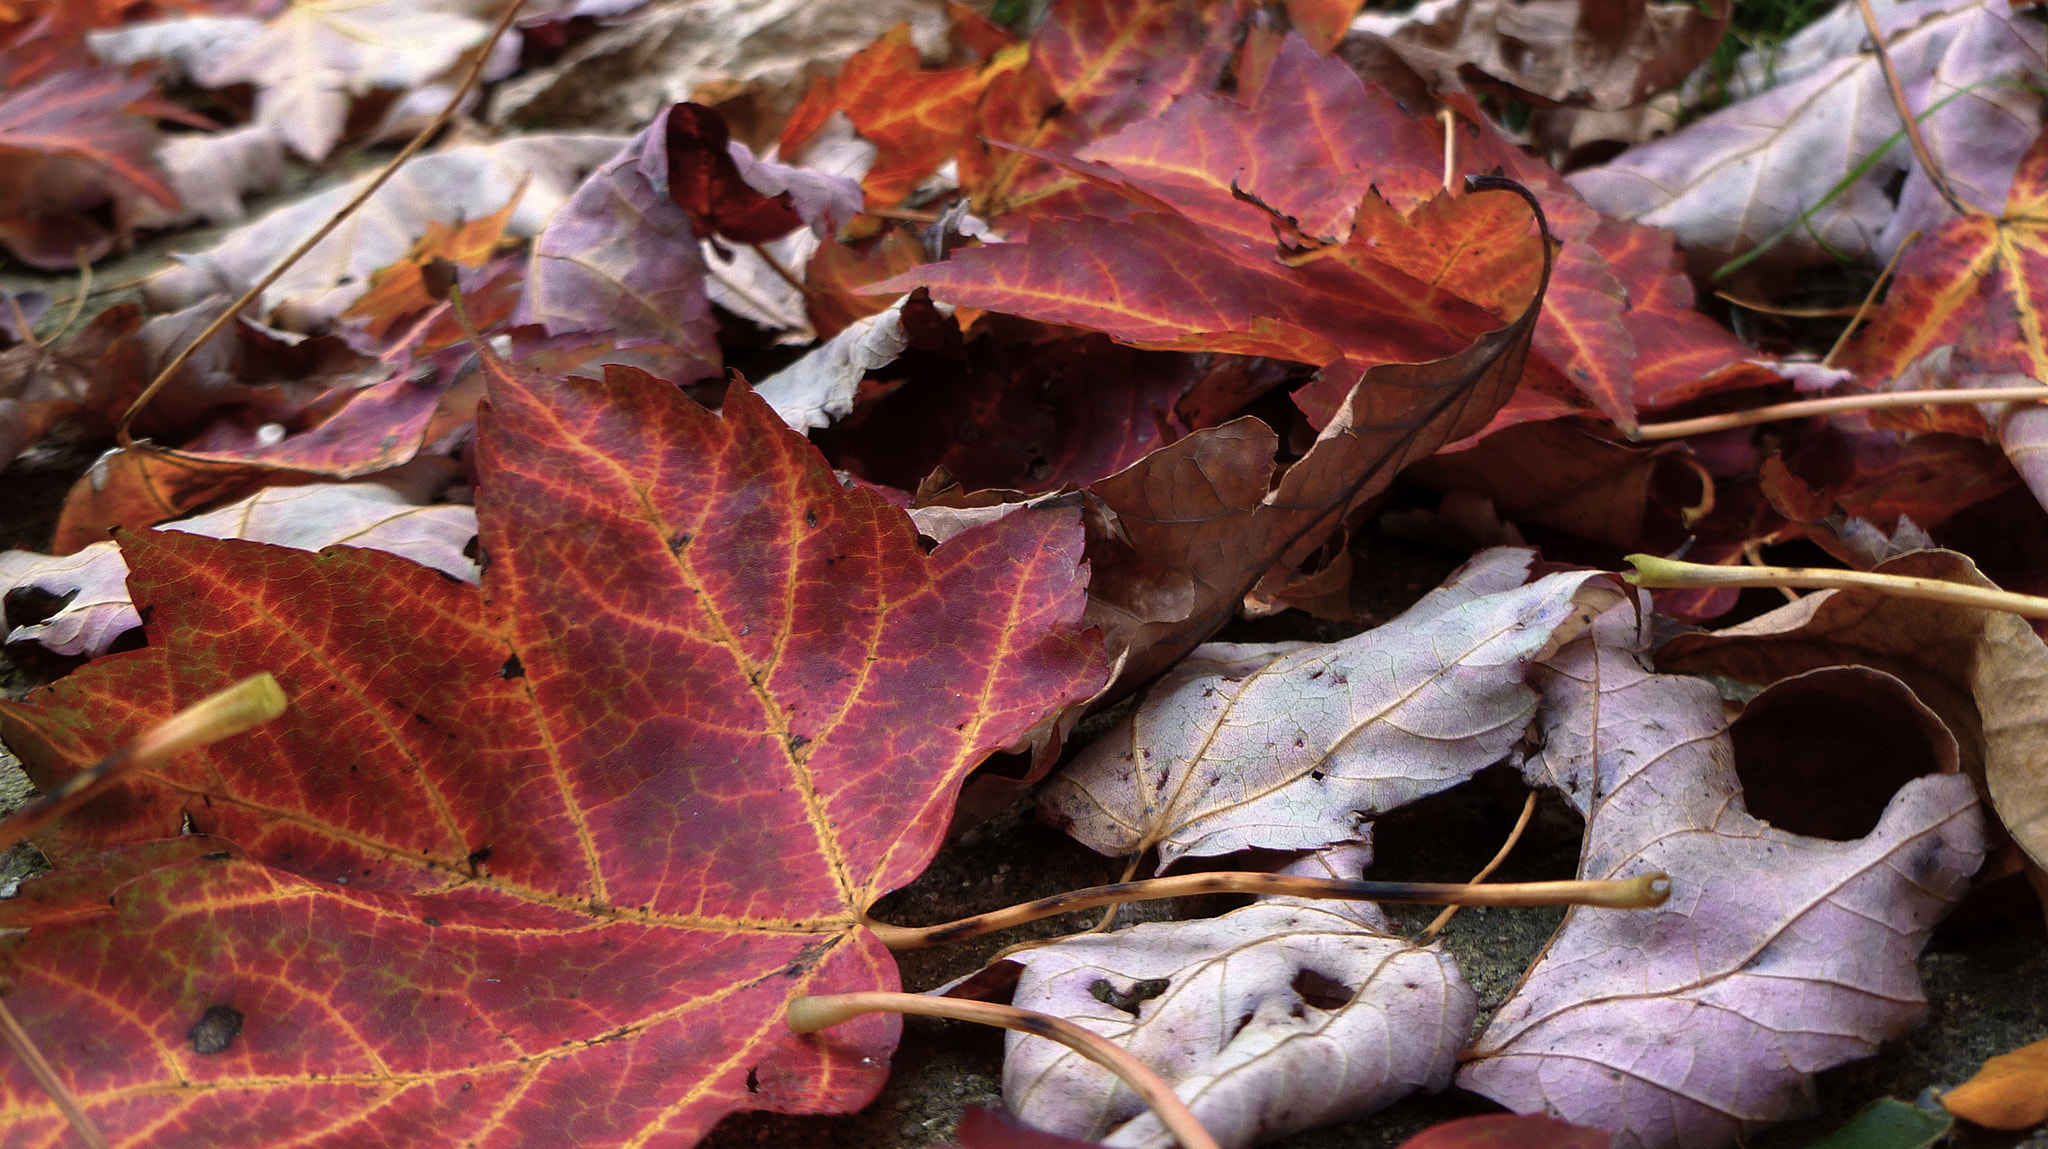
0 360 1106 1147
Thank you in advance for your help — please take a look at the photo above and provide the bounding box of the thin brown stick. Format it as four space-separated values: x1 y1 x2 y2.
38 272 151 311
1822 229 1920 369
862 206 941 223
1417 790 1537 944
787 992 1222 1149
0 996 110 1149
1077 853 1146 938
113 0 527 449
1630 384 2048 441
862 871 1671 949
1626 554 2048 616
747 241 816 300
1853 0 1974 219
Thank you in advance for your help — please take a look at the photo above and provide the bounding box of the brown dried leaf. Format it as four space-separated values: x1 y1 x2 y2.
1570 0 2046 270
1350 0 1729 110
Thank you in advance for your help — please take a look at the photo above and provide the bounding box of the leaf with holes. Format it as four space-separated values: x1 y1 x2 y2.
1458 603 1985 1148
999 845 1474 1149
0 358 1106 1148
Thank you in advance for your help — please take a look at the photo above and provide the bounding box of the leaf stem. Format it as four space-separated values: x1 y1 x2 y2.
1416 790 1537 944
1821 227 1918 370
1630 385 2048 441
1852 0 1975 219
0 996 108 1149
748 241 816 300
863 871 1670 949
786 991 1222 1149
1624 554 2048 617
113 0 528 449
0 674 286 854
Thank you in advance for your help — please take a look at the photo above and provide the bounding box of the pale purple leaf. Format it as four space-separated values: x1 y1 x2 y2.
518 117 721 385
1003 845 1471 1149
1458 605 1985 1149
0 479 477 657
1041 548 1613 869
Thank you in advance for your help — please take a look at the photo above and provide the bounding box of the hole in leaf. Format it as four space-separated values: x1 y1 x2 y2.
2 585 75 630
1227 1010 1256 1041
1730 668 1949 840
745 1067 759 1093
1880 167 1908 207
1290 969 1355 1011
1088 977 1169 1015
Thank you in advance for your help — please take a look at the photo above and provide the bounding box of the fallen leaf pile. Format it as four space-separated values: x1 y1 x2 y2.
1 0 2046 1147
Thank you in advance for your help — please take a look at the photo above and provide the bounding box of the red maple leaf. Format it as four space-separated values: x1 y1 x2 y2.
0 64 179 268
0 361 1107 1147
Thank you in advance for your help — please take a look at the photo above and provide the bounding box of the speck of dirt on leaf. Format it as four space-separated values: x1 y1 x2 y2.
499 655 524 679
187 1005 244 1054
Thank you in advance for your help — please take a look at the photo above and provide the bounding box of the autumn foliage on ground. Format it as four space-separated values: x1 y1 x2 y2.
0 0 2045 1147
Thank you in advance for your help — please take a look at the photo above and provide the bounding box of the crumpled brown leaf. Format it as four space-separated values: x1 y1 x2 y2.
144 134 622 331
1078 199 1553 699
1042 548 1613 868
1569 0 2046 270
0 302 140 467
1002 845 1474 1149
1349 0 1729 110
0 468 478 656
1458 602 1985 1148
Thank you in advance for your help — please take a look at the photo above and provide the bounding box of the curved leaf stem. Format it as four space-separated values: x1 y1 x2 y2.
1625 554 2048 617
785 991 1222 1149
1852 0 1976 219
0 673 286 854
1821 227 1919 369
1630 385 2048 441
863 871 1670 949
1416 789 1538 944
113 0 528 449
